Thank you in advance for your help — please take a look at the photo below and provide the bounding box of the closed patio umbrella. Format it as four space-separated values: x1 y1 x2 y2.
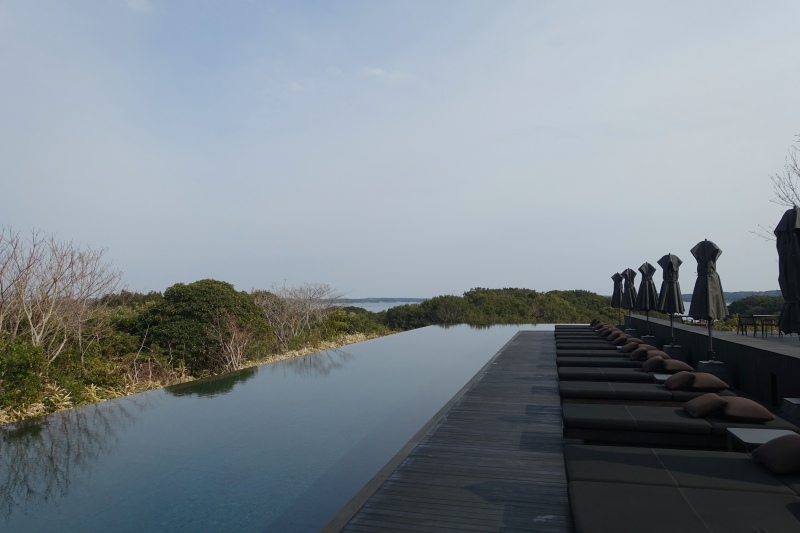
657 253 685 346
620 268 637 326
634 262 659 334
688 239 728 357
611 272 623 325
774 206 800 336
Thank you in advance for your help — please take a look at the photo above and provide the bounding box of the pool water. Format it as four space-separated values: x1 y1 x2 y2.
0 324 553 532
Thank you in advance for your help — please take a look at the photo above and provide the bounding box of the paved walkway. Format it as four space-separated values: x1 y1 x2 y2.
332 330 573 532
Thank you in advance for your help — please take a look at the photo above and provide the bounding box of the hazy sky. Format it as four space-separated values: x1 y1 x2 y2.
3 1 799 298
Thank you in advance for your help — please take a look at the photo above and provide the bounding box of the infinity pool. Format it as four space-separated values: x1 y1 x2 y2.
0 324 553 532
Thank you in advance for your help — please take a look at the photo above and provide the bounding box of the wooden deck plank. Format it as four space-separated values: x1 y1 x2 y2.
331 331 573 532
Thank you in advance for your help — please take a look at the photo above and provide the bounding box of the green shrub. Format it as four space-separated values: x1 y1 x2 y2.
0 338 46 406
141 279 270 373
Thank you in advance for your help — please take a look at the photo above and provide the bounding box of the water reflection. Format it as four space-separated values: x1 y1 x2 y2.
269 348 356 377
0 397 149 523
166 366 258 398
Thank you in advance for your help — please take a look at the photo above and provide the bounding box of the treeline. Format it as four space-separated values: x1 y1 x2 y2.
0 227 623 423
681 290 781 303
380 288 618 330
727 295 784 316
0 227 388 422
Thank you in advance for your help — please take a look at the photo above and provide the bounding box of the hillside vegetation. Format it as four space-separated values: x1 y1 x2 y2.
381 288 618 330
0 227 634 424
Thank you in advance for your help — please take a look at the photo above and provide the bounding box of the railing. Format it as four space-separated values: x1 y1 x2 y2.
627 314 800 405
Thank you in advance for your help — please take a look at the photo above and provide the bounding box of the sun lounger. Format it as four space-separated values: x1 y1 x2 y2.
559 381 735 403
558 367 654 382
561 403 799 449
556 357 642 368
555 343 618 351
556 349 626 357
565 444 800 533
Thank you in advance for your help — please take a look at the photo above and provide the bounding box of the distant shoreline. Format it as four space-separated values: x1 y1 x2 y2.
335 297 428 304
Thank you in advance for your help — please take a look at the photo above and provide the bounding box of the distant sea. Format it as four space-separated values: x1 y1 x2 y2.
337 299 426 313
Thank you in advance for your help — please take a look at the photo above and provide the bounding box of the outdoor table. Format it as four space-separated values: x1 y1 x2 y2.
752 314 781 337
726 427 797 452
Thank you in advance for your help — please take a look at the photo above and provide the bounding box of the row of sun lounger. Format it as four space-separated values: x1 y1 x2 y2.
554 321 800 532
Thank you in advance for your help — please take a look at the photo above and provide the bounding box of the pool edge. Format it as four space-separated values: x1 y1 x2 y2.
320 330 522 532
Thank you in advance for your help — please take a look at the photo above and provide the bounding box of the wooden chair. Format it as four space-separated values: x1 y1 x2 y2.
737 315 755 335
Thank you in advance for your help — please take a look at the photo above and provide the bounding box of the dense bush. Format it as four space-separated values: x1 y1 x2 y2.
141 280 270 374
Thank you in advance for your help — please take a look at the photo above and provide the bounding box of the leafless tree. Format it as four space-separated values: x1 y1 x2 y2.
207 310 251 373
253 282 344 352
756 135 800 240
0 227 123 363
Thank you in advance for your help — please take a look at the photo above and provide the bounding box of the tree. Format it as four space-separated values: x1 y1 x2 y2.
757 135 800 239
142 279 268 373
253 282 344 351
0 227 123 363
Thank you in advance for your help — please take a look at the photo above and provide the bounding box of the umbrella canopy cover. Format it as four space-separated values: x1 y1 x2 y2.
657 253 685 315
688 240 728 320
634 262 659 311
620 268 638 310
611 272 623 309
774 206 800 334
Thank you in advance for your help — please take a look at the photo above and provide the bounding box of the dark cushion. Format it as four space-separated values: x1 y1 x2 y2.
722 397 775 422
664 371 695 390
620 340 642 353
642 357 666 372
661 359 694 373
607 331 622 341
600 328 619 338
683 393 728 418
630 344 658 360
645 350 670 360
687 372 729 392
612 335 631 346
753 434 800 474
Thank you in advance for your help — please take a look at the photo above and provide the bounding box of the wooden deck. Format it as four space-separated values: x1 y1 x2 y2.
330 330 573 532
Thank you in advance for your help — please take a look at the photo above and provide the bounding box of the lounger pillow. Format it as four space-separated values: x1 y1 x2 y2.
686 372 728 392
600 328 619 338
683 393 728 418
620 340 643 353
642 357 690 372
629 345 658 360
607 331 622 341
612 335 631 346
664 371 695 390
644 350 670 360
660 359 693 373
752 434 800 474
722 397 775 422
642 356 667 372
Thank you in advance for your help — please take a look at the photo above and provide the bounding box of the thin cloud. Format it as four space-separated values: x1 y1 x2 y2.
289 81 316 92
363 67 411 81
125 0 152 13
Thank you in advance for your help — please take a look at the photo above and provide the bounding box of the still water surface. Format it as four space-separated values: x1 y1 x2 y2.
1 324 553 532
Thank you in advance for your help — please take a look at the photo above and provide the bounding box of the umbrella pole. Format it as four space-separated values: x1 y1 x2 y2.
707 320 715 360
646 310 650 335
669 314 675 346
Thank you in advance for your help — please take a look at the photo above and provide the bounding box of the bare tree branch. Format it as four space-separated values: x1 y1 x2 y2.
0 227 123 363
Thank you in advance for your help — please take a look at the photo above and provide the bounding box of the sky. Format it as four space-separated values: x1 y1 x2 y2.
2 1 800 298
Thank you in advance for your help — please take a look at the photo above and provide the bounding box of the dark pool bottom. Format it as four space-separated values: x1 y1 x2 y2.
0 324 554 532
